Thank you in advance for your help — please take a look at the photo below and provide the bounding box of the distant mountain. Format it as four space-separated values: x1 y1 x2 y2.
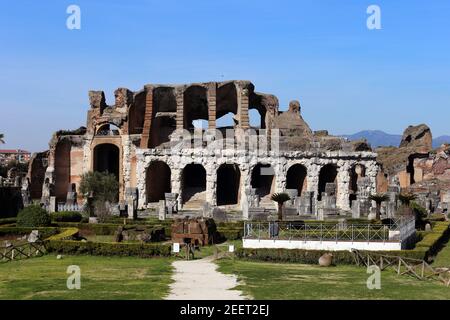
342 130 450 149
433 135 450 148
342 130 402 148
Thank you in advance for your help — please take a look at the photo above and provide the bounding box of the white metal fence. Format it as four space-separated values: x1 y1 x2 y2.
244 218 416 243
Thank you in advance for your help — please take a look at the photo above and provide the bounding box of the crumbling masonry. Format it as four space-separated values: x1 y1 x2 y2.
29 80 379 218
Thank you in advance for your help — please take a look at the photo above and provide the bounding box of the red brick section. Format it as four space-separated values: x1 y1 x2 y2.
239 87 250 129
176 88 184 130
140 88 153 148
207 83 217 129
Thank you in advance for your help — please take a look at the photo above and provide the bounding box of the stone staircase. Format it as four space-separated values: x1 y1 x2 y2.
182 188 206 209
259 194 275 209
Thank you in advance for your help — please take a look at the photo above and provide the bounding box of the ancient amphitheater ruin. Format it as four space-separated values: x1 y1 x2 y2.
25 80 404 220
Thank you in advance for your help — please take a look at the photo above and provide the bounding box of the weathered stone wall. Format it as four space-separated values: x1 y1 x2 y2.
135 148 378 213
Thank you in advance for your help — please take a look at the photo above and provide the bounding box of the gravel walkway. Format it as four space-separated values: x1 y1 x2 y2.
166 256 249 300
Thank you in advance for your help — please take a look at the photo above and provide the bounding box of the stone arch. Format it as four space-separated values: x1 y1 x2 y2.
286 163 307 197
217 163 241 206
128 91 146 134
318 163 338 201
146 161 171 203
181 163 207 206
251 163 275 199
150 87 177 147
93 143 120 179
54 140 71 202
184 85 208 131
349 164 366 206
95 122 121 136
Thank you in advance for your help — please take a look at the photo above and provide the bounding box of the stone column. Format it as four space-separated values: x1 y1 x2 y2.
136 153 147 210
366 161 379 195
207 83 217 129
274 158 287 193
171 166 183 209
206 161 217 206
306 162 320 216
337 161 351 211
306 162 320 197
240 166 251 213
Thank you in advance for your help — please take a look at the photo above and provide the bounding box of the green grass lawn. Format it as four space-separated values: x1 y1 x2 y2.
0 255 173 300
216 259 450 300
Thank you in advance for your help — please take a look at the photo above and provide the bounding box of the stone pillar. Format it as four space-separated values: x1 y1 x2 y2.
176 87 184 130
171 166 183 209
206 162 217 206
366 161 379 196
240 167 251 212
274 159 287 193
337 162 351 211
207 83 217 129
136 153 146 210
140 86 153 148
306 163 320 217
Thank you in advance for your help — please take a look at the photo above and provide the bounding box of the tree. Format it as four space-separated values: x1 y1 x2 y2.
369 193 389 220
79 171 119 217
398 192 417 207
270 193 291 221
0 133 4 144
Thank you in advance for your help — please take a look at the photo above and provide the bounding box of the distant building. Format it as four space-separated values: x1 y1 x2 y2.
0 149 31 165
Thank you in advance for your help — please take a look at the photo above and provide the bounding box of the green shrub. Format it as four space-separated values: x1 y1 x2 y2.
45 240 172 257
217 227 244 240
0 227 59 239
16 205 51 227
50 211 83 223
0 217 17 226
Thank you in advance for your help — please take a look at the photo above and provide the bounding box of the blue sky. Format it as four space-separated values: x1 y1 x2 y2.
1 0 449 152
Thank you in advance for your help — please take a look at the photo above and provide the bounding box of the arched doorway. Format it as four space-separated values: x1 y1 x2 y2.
349 164 366 206
286 164 307 197
318 164 338 201
146 161 171 203
93 144 120 179
182 164 206 206
217 164 241 206
54 140 71 202
251 163 275 199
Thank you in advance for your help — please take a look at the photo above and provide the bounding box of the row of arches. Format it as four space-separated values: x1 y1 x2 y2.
88 143 368 208
144 161 367 207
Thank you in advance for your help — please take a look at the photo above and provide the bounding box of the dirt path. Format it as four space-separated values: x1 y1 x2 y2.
166 256 249 300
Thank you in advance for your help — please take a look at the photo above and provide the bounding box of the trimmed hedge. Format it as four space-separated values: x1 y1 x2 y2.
415 221 450 259
217 228 243 240
46 228 80 241
45 240 172 257
0 217 17 226
50 211 83 223
235 247 428 265
0 227 59 239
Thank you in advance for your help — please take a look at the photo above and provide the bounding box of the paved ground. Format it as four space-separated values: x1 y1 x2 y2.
166 256 249 300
